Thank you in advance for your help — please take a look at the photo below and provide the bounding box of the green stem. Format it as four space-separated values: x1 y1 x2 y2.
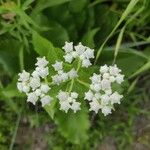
19 45 24 70
68 79 74 93
77 79 90 88
9 110 22 150
68 59 81 93
76 60 81 72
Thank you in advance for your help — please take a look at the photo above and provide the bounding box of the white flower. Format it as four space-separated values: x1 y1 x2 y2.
82 59 92 68
60 72 68 81
109 65 121 76
32 70 39 77
63 53 73 63
17 82 23 92
62 42 73 53
71 92 78 99
30 77 40 90
100 65 109 74
94 93 101 99
116 74 124 84
68 68 78 79
79 54 86 60
40 95 52 107
101 79 111 90
41 84 50 93
101 94 110 105
57 91 69 101
84 90 94 101
27 92 38 105
101 106 112 116
105 89 112 95
74 43 85 55
71 101 81 113
35 89 42 96
18 70 30 82
91 84 101 92
52 61 63 71
89 99 101 113
60 101 70 113
84 48 94 59
90 73 101 84
110 92 123 105
36 67 49 78
71 51 78 58
103 73 110 79
109 76 115 82
22 85 30 93
35 57 48 68
85 64 124 116
57 91 80 113
52 75 62 85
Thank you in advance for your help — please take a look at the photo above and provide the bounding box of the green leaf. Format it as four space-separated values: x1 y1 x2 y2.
32 31 63 64
82 28 99 48
0 39 20 75
32 0 71 15
114 26 125 62
95 0 140 62
0 77 22 113
22 0 35 10
69 0 87 13
130 60 150 78
55 104 90 144
44 98 57 119
98 49 146 77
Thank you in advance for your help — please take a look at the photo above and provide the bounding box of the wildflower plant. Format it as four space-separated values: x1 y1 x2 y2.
16 31 125 144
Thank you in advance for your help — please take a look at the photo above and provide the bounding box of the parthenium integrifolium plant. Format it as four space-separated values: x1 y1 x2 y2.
17 42 124 116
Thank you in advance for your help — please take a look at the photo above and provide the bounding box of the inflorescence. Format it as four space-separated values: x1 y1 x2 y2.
17 42 124 116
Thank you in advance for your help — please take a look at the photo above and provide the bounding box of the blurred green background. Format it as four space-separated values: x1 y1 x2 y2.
0 0 150 149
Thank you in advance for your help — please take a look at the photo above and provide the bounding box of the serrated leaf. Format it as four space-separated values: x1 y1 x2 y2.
54 103 90 144
32 31 63 64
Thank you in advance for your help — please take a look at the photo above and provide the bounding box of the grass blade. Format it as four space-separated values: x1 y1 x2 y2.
95 0 140 63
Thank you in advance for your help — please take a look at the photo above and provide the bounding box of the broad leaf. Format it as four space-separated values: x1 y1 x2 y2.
55 103 90 144
32 31 64 64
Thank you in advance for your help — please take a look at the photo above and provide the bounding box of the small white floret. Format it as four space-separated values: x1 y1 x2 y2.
89 99 101 113
64 53 73 63
101 106 112 116
40 95 52 107
62 42 73 53
27 92 38 105
52 61 63 71
18 70 30 82
30 77 40 90
35 57 48 68
68 68 78 79
82 59 92 68
41 84 50 93
100 65 109 74
84 90 94 101
71 101 81 113
74 43 85 55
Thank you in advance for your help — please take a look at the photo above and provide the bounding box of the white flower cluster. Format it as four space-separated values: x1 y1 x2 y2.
57 91 81 113
17 57 52 107
62 42 94 68
84 64 124 116
52 61 78 85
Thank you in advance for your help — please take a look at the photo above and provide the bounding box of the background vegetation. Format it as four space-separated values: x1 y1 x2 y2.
0 0 150 149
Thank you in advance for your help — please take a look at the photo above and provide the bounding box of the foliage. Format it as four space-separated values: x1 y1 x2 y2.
0 0 150 149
